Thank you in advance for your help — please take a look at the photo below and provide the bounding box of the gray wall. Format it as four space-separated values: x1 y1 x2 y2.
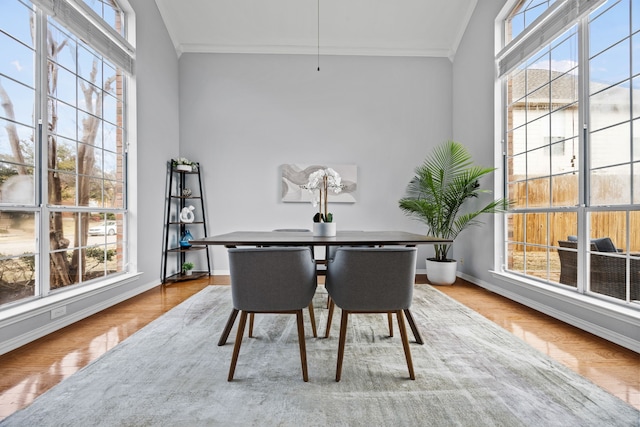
134 0 181 284
178 53 453 272
452 0 506 278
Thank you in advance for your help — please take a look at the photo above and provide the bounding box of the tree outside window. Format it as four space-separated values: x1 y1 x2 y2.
0 0 130 307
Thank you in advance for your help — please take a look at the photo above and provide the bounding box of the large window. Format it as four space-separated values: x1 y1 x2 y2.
500 0 639 305
0 0 133 307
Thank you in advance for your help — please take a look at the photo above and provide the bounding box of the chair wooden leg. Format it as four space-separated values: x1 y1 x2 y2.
403 308 424 345
396 310 415 380
325 299 335 338
248 313 255 338
296 310 309 382
228 311 248 381
218 308 239 346
387 313 394 337
336 311 349 382
308 302 317 338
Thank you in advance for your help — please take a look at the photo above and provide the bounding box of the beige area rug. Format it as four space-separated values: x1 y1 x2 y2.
2 285 638 426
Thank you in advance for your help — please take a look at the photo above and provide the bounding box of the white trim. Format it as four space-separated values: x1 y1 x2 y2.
31 0 135 73
496 0 569 76
153 0 181 56
69 0 135 54
496 0 606 77
177 43 455 59
0 273 140 325
449 0 478 62
494 2 509 275
119 0 136 49
0 273 153 356
457 270 640 353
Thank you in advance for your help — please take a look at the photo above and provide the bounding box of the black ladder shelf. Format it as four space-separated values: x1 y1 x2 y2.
162 160 211 284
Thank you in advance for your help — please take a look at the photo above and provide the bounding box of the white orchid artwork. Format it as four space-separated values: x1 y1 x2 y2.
281 164 357 209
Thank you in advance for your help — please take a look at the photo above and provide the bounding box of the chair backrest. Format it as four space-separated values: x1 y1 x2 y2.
565 236 617 252
557 240 578 286
325 247 417 311
228 247 317 312
557 240 616 289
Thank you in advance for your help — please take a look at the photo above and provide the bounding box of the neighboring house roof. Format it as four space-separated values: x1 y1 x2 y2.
509 68 634 108
509 69 578 106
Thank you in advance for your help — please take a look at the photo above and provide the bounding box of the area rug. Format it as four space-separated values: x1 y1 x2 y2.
2 285 638 426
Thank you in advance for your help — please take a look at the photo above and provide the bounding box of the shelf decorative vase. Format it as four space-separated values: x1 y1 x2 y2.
179 206 195 223
176 164 192 172
313 222 336 237
180 229 194 248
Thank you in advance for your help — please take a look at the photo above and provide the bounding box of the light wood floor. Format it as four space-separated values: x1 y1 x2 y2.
0 276 638 421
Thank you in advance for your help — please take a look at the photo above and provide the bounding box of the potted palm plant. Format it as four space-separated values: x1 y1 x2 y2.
399 140 508 285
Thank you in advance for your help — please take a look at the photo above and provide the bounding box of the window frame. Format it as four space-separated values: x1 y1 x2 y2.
496 0 640 306
0 0 136 310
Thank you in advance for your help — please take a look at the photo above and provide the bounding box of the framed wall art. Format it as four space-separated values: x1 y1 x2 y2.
281 164 357 203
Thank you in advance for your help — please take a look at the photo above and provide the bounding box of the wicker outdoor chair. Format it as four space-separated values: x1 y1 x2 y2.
557 240 640 301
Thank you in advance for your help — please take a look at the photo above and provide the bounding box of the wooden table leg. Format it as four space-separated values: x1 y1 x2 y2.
403 308 424 345
218 308 239 346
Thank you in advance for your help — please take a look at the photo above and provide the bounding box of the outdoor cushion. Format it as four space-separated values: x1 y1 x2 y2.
566 235 617 252
591 237 617 252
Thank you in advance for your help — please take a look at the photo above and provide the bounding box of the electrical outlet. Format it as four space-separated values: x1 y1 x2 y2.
51 306 67 319
459 258 464 265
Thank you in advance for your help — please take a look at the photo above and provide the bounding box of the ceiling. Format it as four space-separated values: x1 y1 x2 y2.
154 0 478 60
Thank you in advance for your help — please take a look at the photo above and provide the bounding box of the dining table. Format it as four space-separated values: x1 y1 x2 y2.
191 230 452 346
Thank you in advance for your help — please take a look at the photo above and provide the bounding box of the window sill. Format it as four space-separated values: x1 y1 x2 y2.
489 270 640 322
0 273 143 327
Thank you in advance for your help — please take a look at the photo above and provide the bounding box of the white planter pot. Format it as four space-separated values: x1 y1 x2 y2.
426 258 457 285
176 164 192 172
184 270 193 276
313 222 337 237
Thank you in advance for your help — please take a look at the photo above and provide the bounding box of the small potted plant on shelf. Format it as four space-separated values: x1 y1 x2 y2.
182 261 195 276
172 157 197 172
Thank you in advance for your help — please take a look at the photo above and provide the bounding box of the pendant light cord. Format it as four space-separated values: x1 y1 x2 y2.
317 0 320 71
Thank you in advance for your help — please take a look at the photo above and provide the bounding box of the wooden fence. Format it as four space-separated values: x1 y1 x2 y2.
509 174 640 252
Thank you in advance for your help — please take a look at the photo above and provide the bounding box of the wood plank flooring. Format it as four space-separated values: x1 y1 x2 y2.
0 276 638 421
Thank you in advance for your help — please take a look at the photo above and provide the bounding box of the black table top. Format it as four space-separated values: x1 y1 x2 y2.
191 230 451 247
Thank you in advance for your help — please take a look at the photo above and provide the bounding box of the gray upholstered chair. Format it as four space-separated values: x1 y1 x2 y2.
227 247 317 382
253 229 317 338
324 247 418 381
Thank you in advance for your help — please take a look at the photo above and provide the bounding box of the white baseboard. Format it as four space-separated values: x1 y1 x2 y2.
457 271 640 354
0 274 157 356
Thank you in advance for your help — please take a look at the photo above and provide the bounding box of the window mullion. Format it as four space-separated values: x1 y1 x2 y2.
576 14 591 295
33 9 45 297
35 8 51 297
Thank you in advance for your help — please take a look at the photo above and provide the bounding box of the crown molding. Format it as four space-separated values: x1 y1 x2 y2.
177 43 453 59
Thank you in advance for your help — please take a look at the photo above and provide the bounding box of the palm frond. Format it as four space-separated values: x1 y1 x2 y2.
398 140 507 261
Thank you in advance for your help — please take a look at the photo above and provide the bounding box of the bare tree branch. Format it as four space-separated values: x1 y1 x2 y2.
0 82 28 175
